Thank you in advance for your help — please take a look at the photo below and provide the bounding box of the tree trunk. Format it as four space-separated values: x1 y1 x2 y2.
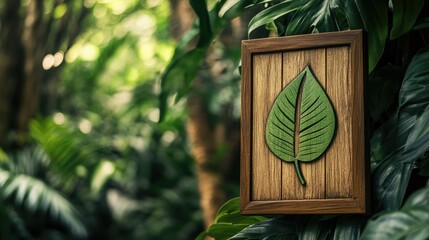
0 0 89 148
0 0 23 147
187 90 227 228
169 0 248 229
18 0 44 140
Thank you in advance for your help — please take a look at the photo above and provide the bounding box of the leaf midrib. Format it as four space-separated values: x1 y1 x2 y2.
294 73 306 157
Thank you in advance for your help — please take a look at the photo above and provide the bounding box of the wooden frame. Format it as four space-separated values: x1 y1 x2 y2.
240 30 369 214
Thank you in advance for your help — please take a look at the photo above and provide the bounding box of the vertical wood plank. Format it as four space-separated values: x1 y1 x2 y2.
282 49 326 200
252 53 282 200
326 46 352 198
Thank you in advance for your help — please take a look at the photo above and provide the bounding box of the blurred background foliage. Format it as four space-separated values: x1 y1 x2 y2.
0 0 220 239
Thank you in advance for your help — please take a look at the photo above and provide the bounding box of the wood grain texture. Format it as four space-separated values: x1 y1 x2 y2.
240 30 368 214
242 198 363 214
242 30 361 54
350 32 369 212
252 53 282 200
325 46 352 198
240 41 252 211
281 49 326 200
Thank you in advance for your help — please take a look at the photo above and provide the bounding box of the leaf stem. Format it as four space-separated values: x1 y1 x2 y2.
294 160 306 186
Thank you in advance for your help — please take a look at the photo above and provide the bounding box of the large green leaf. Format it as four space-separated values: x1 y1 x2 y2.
361 181 429 240
196 197 267 240
390 0 425 39
298 216 336 240
248 0 303 35
272 0 388 72
229 217 298 240
159 48 205 121
355 0 388 72
159 0 256 121
30 118 96 190
229 216 341 240
189 0 212 47
266 66 336 185
332 216 364 240
0 169 86 238
215 197 266 224
279 0 363 38
414 17 429 30
371 47 429 211
367 65 402 121
416 154 429 177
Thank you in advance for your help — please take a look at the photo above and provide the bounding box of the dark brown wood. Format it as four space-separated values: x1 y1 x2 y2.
240 37 252 212
240 30 368 214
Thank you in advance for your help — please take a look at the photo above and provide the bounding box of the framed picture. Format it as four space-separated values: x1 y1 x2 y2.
240 30 369 214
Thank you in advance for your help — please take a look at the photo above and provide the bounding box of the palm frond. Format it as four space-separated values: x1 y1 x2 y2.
29 118 96 189
0 169 87 238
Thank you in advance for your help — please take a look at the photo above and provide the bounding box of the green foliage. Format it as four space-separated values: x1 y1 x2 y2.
247 1 303 35
2 0 203 239
390 0 425 39
371 47 429 212
245 0 425 73
196 198 267 240
0 147 86 238
355 0 388 72
367 65 402 121
361 181 429 240
230 218 299 239
159 0 263 121
29 118 96 190
228 215 361 240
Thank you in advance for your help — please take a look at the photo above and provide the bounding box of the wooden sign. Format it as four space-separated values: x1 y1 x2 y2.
240 30 369 214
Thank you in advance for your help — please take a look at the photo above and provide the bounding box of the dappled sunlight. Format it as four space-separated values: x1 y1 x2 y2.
42 51 64 70
91 160 115 195
147 108 160 122
80 43 100 61
53 112 66 125
78 119 92 134
42 54 55 70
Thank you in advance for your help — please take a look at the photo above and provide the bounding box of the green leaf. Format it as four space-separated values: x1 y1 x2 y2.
260 0 384 73
266 66 336 185
390 0 425 39
207 223 254 240
416 154 429 177
361 181 429 240
30 118 96 189
248 0 303 36
333 216 364 240
159 48 205 122
299 216 336 240
200 197 267 240
0 169 87 238
220 0 261 22
286 0 338 34
159 0 254 121
283 0 364 34
229 217 298 240
189 0 212 47
414 17 429 30
367 65 402 121
355 0 388 73
215 197 267 225
371 47 429 211
398 48 429 109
